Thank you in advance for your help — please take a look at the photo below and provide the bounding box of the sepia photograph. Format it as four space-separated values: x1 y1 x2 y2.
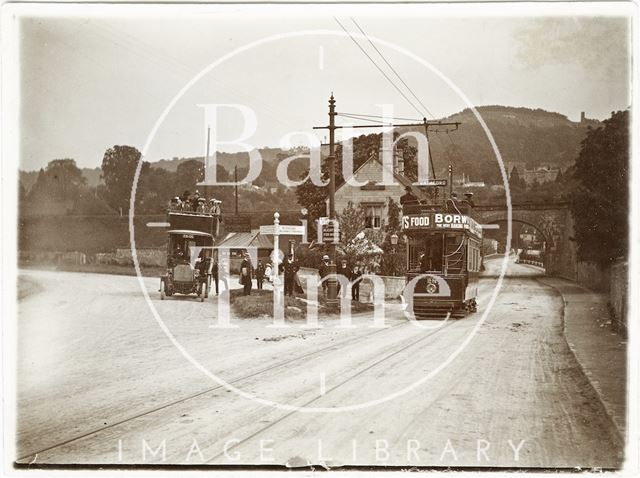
1 1 637 473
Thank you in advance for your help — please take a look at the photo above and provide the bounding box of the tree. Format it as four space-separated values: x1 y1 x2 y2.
570 109 629 265
100 145 142 213
175 159 208 197
509 166 525 190
338 201 365 246
386 198 401 232
380 198 405 276
25 159 113 215
137 165 176 213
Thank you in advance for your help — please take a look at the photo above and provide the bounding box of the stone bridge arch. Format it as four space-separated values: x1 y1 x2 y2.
473 202 575 276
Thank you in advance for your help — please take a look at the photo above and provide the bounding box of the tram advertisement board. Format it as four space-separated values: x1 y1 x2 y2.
402 212 482 237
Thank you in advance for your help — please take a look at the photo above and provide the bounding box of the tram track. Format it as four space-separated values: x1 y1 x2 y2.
18 274 498 464
16 312 428 463
206 315 461 463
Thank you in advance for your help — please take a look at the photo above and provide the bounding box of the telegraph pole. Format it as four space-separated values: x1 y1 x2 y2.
234 165 239 214
327 94 338 307
312 95 462 307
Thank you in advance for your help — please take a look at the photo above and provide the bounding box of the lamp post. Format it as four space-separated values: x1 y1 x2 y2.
390 233 399 276
391 233 398 252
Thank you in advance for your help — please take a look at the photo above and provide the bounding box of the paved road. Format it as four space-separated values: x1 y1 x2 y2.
15 259 623 468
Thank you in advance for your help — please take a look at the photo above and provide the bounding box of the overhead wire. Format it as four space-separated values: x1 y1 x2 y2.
337 112 424 123
350 18 436 120
333 17 425 118
337 113 394 125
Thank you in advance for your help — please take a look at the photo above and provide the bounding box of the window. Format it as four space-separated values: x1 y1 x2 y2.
363 203 383 229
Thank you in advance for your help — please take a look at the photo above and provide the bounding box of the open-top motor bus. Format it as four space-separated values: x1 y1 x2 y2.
401 200 483 318
160 230 214 301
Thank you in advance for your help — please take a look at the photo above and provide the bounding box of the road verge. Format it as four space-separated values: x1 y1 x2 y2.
538 276 626 441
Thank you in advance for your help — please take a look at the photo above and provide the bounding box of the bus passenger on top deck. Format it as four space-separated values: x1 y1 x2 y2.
209 198 221 215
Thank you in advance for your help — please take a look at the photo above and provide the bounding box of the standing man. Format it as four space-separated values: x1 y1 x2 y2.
255 260 266 290
211 251 219 296
319 254 330 297
240 251 253 296
192 190 201 211
351 264 363 302
337 258 350 298
279 253 300 297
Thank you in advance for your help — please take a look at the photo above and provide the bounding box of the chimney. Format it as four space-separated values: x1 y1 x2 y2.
580 111 586 123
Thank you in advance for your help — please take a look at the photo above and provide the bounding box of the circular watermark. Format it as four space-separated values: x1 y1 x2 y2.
129 29 512 413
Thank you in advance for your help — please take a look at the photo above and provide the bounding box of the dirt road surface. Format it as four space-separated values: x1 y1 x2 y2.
14 257 623 468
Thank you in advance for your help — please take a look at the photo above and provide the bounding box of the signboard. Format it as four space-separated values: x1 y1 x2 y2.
277 225 305 235
259 224 305 236
402 213 482 237
259 225 276 235
416 179 448 187
321 223 342 242
224 215 251 233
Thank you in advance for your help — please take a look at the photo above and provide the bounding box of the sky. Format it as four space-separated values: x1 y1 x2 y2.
16 4 632 171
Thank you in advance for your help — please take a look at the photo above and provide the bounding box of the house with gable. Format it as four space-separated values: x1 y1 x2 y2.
327 148 423 230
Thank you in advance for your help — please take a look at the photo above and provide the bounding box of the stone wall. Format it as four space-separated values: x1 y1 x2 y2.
575 261 610 292
609 260 628 336
115 248 165 267
359 275 405 302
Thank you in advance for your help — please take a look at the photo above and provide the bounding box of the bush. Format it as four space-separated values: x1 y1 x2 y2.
294 244 325 269
229 289 306 319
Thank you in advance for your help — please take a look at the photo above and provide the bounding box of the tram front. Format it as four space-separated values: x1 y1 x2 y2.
401 206 483 318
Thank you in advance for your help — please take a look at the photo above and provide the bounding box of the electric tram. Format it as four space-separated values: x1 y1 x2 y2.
401 193 483 318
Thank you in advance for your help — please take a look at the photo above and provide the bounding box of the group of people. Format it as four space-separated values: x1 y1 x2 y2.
239 252 302 297
169 190 222 215
182 246 370 302
319 255 365 301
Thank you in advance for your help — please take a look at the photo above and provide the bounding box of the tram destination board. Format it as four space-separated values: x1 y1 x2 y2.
402 212 482 237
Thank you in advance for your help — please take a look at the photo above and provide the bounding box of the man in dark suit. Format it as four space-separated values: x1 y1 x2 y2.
255 260 266 290
337 259 350 298
211 252 219 296
319 255 330 296
240 252 253 296
279 253 300 297
350 264 363 301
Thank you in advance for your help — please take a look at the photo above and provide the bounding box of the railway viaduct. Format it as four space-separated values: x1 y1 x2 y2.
473 201 576 277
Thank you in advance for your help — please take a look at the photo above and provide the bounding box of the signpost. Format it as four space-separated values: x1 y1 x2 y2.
259 212 306 327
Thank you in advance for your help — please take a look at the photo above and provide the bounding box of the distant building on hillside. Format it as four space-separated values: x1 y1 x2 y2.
521 166 561 185
507 162 561 186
